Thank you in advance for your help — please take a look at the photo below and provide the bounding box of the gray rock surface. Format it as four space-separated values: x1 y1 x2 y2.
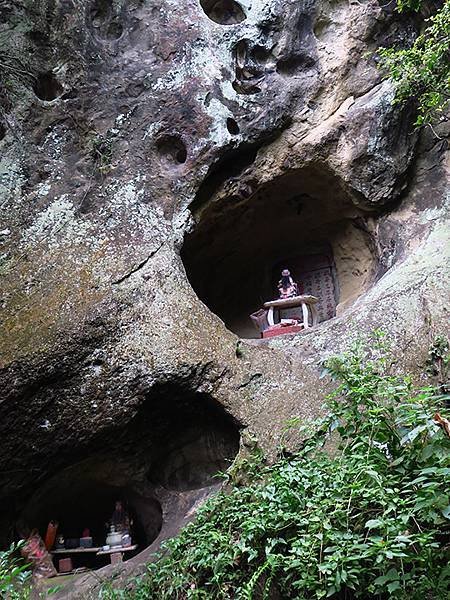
0 0 448 592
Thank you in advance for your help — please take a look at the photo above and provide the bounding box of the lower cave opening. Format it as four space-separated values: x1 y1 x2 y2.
182 164 377 338
19 460 162 557
11 387 240 572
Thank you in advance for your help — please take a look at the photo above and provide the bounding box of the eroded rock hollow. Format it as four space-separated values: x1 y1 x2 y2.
182 163 377 337
0 0 448 591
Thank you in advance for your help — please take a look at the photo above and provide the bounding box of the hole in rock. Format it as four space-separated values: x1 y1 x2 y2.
156 134 187 164
90 0 110 23
276 54 316 75
27 30 48 45
90 0 123 40
20 464 162 558
232 80 261 95
233 39 264 95
226 117 240 135
182 165 377 338
106 20 123 39
33 71 63 101
0 122 5 140
252 45 275 67
13 388 239 568
200 0 246 25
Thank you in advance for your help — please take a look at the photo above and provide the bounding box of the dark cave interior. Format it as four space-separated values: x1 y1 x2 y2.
9 387 240 569
182 164 377 338
33 71 63 101
200 0 247 25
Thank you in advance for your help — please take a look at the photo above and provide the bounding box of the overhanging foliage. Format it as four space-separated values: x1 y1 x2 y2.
378 0 450 126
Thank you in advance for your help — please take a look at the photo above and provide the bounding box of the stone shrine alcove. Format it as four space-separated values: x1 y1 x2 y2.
182 164 377 338
271 245 339 323
19 458 163 557
10 387 240 568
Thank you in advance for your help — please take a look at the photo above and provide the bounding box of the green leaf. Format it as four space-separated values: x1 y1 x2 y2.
365 519 383 530
374 568 399 586
387 580 402 593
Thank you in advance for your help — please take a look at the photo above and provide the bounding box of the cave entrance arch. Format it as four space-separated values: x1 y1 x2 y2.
11 387 240 570
182 164 376 338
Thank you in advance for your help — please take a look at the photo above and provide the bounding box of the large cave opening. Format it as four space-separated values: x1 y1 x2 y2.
12 387 240 571
182 164 377 338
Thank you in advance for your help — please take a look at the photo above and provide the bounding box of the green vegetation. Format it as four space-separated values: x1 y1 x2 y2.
98 333 450 599
3 334 448 599
0 541 31 599
379 0 450 125
89 132 114 176
426 334 450 389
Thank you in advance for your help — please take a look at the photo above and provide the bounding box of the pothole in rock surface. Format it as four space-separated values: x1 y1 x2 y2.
226 117 240 135
182 164 378 339
9 387 239 568
276 54 317 75
156 134 187 165
33 72 63 101
105 20 123 39
90 0 123 40
200 0 246 25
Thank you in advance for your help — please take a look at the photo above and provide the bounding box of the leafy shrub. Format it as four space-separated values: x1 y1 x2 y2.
0 541 31 599
378 0 450 126
104 334 450 599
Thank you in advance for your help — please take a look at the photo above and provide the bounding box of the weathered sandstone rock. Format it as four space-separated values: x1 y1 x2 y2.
0 0 448 593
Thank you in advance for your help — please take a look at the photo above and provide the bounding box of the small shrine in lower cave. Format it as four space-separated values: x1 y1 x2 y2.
19 498 141 578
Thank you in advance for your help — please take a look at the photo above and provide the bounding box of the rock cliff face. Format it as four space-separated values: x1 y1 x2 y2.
0 0 448 588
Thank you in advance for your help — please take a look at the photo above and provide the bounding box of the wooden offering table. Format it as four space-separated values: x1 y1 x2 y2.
97 544 138 565
51 547 101 555
263 295 319 329
51 544 138 570
51 547 102 574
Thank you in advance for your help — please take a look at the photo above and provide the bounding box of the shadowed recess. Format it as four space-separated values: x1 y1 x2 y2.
200 0 246 25
182 165 377 338
7 387 240 557
226 117 240 135
20 463 163 553
90 0 123 40
156 134 188 164
33 72 63 101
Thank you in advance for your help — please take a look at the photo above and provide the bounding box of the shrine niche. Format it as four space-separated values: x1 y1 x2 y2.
182 164 377 339
272 247 338 323
9 387 240 575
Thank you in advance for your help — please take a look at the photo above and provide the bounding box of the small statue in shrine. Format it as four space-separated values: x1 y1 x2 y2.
109 500 132 533
277 269 299 299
